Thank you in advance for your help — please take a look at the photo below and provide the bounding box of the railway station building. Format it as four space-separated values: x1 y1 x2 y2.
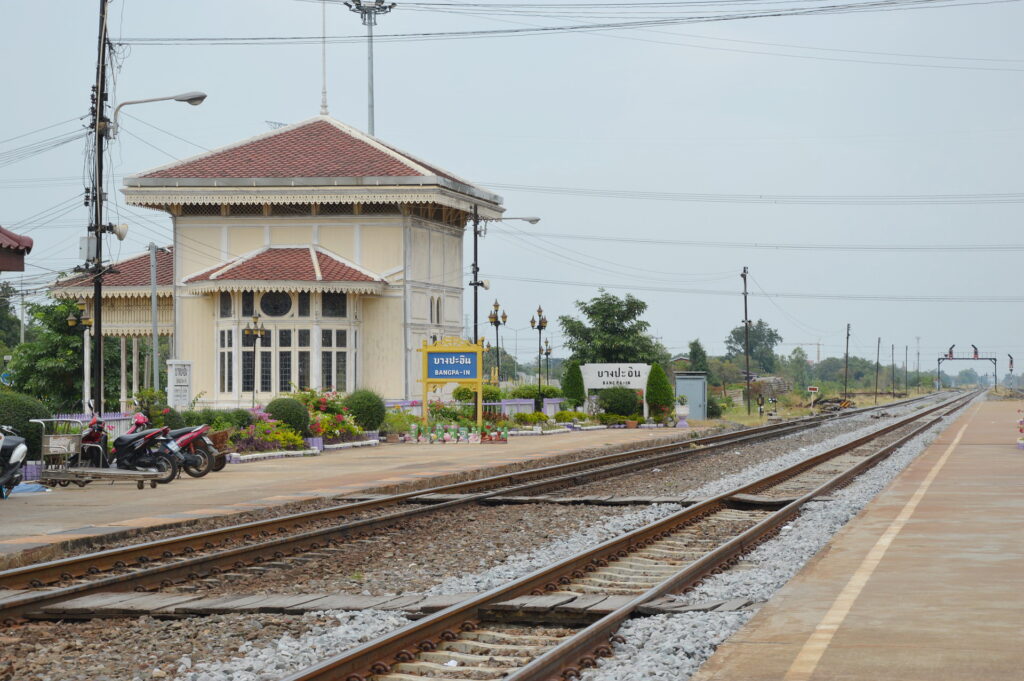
54 116 504 409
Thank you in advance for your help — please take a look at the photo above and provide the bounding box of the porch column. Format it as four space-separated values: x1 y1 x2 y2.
119 337 128 412
131 337 139 401
83 330 92 413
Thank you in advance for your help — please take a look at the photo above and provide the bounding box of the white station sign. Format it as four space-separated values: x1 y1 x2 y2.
581 363 651 392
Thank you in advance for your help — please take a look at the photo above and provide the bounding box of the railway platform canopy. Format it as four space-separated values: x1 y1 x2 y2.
692 398 1023 681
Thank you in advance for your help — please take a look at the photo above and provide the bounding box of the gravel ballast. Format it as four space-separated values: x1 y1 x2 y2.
580 399 970 681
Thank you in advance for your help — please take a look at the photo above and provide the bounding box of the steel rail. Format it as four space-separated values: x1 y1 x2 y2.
503 391 977 681
277 391 972 681
0 394 938 624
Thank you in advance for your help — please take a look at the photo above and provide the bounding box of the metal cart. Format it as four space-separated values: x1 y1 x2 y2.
30 419 162 489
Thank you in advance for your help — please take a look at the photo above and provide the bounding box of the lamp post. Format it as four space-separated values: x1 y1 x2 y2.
84 85 206 415
488 300 507 383
67 298 93 412
344 0 396 136
243 314 267 408
544 339 552 385
530 306 547 402
470 215 539 347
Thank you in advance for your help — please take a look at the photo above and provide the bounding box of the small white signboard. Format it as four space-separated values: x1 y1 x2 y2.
581 363 651 391
581 363 652 418
167 360 193 410
807 386 819 393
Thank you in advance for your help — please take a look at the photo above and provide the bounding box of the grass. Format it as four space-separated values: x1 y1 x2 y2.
713 388 940 426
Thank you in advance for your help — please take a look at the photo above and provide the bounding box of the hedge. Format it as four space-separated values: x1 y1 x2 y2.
343 389 386 431
0 391 50 456
266 397 310 435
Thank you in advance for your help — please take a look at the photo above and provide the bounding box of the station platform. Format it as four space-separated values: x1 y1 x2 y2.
0 426 701 566
693 398 1024 681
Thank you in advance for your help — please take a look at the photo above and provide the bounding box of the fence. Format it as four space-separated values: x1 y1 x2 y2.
51 411 134 438
384 399 565 419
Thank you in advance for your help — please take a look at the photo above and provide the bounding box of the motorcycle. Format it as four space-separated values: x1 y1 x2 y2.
89 415 179 484
0 425 29 499
126 414 216 478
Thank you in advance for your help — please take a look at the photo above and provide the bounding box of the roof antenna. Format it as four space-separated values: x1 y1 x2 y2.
320 0 330 116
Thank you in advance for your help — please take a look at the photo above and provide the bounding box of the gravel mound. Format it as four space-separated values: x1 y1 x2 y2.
174 609 410 681
581 400 970 681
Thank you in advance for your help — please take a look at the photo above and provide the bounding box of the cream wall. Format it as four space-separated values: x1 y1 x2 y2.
172 212 463 402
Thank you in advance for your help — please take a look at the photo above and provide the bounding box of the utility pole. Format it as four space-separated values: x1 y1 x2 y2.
916 336 921 393
149 243 160 392
86 0 111 415
741 266 751 415
904 345 908 398
874 337 881 405
345 0 396 136
891 344 896 398
843 323 851 399
469 206 481 344
19 291 25 344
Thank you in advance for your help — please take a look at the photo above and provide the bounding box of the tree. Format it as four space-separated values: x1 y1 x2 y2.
707 357 743 387
645 363 674 417
482 346 520 380
688 339 709 373
724 320 783 374
559 290 670 367
0 283 20 349
778 346 811 389
8 298 121 411
561 360 585 409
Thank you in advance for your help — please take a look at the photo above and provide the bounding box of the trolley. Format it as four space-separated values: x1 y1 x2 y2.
30 419 162 489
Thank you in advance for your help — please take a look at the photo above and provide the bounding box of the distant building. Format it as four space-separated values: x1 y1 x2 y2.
0 226 33 272
54 117 503 409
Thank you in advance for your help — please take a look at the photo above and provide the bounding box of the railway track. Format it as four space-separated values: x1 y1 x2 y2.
0 394 937 624
276 390 974 681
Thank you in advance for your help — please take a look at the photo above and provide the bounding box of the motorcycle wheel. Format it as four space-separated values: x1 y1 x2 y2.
211 451 227 472
182 447 213 478
150 457 179 485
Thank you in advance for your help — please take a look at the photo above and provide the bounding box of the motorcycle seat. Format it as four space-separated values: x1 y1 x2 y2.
167 426 202 438
112 429 162 449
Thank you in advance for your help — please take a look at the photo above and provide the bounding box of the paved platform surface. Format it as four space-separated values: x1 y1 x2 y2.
693 398 1024 681
0 427 701 559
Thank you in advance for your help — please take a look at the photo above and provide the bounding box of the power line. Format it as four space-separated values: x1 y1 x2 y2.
492 228 1024 251
486 273 1024 302
487 182 1024 205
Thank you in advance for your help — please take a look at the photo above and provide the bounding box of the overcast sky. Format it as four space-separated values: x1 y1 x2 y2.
2 0 1021 374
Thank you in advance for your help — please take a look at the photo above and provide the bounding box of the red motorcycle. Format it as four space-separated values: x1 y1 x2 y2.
127 414 216 478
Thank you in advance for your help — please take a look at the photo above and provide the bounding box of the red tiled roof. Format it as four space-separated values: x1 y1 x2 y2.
57 247 173 288
0 226 33 253
186 248 379 284
141 119 453 180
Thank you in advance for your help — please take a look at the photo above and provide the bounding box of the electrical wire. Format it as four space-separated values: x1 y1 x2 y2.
492 228 1024 251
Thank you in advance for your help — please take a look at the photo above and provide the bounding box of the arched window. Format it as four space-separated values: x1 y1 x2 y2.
436 297 442 325
429 296 435 324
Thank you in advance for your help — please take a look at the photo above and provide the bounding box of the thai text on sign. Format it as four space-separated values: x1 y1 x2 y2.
427 352 478 379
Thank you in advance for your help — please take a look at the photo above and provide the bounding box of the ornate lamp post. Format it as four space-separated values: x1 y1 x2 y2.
243 314 267 407
544 339 552 385
488 300 507 383
530 306 547 400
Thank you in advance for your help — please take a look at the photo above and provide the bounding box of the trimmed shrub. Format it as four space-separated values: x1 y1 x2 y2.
0 391 50 456
343 389 386 431
512 412 547 426
561 360 585 409
598 387 641 416
510 383 563 412
706 395 723 419
597 413 626 426
645 364 675 416
452 384 503 404
554 410 588 423
227 408 254 428
266 397 310 435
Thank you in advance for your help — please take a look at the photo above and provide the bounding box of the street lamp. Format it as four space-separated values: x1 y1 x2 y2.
111 92 208 138
243 314 267 408
488 300 507 383
86 89 206 415
544 339 552 385
530 306 547 402
470 214 540 346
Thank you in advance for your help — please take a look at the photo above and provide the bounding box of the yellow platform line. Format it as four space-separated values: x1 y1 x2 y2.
783 409 973 681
